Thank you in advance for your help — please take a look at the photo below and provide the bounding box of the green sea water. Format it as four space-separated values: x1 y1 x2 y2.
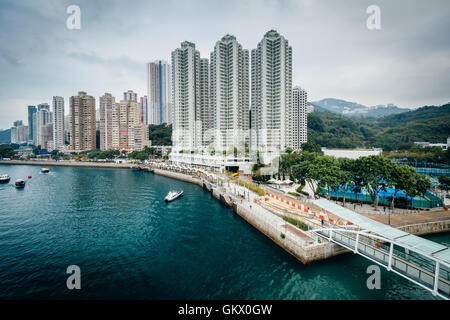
0 164 448 299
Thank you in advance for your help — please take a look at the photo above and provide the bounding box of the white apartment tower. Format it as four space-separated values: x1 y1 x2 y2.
147 60 172 125
291 87 308 150
250 30 292 164
36 103 52 148
210 35 249 154
99 93 115 150
171 41 202 153
52 96 65 151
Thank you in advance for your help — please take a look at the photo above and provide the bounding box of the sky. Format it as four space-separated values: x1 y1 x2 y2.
0 0 449 129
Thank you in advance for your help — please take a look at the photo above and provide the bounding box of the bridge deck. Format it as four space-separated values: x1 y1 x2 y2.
312 198 450 266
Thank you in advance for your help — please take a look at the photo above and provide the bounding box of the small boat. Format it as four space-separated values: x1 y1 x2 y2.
165 190 184 202
41 168 50 173
0 174 10 184
15 179 25 188
130 165 140 171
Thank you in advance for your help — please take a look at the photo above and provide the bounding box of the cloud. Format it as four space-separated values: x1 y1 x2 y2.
0 0 449 128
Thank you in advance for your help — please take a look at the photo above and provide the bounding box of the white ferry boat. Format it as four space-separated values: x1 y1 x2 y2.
0 174 10 184
165 190 184 202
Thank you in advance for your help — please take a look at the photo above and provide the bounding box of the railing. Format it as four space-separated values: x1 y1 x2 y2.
311 227 450 300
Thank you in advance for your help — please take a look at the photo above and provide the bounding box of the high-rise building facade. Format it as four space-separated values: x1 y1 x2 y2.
250 30 292 163
171 42 201 153
210 34 249 153
70 91 96 151
199 58 212 147
99 93 115 150
27 106 36 143
52 96 65 150
36 104 52 148
147 60 172 125
140 95 148 125
10 120 28 144
110 90 150 151
291 87 308 150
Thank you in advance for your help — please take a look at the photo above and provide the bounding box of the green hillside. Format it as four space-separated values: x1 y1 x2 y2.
308 103 450 151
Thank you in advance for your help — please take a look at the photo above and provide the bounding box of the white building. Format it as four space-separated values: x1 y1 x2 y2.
171 41 202 153
147 60 172 125
210 34 249 154
321 148 383 159
36 103 52 148
52 96 65 151
291 87 308 150
250 30 293 164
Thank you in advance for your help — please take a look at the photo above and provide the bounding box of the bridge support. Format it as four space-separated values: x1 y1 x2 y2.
388 242 394 271
434 262 440 296
354 232 359 254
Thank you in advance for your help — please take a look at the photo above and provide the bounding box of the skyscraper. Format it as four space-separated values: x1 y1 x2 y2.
210 34 249 153
111 90 149 151
291 87 308 150
27 105 36 143
70 91 96 151
10 120 28 144
250 30 292 164
171 42 201 153
99 93 115 150
140 95 148 125
52 96 65 151
36 104 52 148
147 60 172 125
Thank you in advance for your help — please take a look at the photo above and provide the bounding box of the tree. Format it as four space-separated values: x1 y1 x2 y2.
438 176 450 192
357 155 393 210
336 158 354 205
387 164 416 210
301 141 323 154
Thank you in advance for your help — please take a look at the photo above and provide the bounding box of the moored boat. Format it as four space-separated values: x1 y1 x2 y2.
0 174 10 184
15 179 25 188
165 190 184 202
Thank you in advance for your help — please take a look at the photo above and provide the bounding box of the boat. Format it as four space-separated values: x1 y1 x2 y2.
41 168 50 173
15 179 25 188
165 190 184 202
0 174 10 184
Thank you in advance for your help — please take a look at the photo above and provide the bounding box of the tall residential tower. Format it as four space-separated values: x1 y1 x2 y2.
52 96 65 150
70 91 96 151
250 30 292 164
147 60 172 125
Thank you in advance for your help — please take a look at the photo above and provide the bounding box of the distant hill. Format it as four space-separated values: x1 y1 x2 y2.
308 103 450 151
0 129 11 144
310 98 410 118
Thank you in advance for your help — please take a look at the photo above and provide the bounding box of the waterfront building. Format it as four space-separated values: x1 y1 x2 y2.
70 91 96 151
147 60 172 125
210 34 249 154
52 96 65 151
99 93 115 150
250 30 293 164
291 87 308 150
27 106 36 143
171 41 202 153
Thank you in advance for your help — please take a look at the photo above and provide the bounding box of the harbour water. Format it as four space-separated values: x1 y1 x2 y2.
0 164 448 299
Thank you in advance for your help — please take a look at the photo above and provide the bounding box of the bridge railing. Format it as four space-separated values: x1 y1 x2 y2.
312 227 450 300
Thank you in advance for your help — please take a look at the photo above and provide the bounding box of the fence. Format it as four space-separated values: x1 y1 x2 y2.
319 187 444 209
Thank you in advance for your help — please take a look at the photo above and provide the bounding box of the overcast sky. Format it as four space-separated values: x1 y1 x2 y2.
0 0 449 129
